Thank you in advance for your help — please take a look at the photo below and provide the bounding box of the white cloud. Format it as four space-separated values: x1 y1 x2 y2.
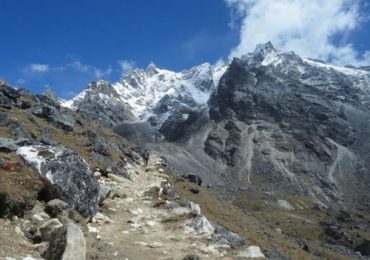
225 0 370 65
16 78 26 84
70 61 90 73
70 60 112 79
94 66 113 78
118 60 135 76
28 63 49 73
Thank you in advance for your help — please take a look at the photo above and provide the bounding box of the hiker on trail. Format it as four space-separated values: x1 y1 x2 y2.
142 149 150 167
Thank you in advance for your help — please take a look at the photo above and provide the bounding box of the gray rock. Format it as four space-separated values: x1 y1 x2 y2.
336 210 353 223
15 100 32 109
277 200 295 211
355 240 370 256
0 93 12 109
35 94 60 109
29 105 75 132
325 224 343 240
45 199 69 218
212 224 245 248
42 223 86 260
185 216 214 235
39 218 63 241
9 122 35 141
41 129 59 146
0 138 31 152
17 146 100 218
29 105 53 118
1 82 20 100
0 112 8 126
0 138 19 152
98 184 112 205
182 174 202 186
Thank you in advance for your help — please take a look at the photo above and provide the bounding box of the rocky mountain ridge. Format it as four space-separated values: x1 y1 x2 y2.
62 62 228 129
0 80 261 259
60 43 370 211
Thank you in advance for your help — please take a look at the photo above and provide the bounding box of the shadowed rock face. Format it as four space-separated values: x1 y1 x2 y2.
70 80 136 127
203 46 370 209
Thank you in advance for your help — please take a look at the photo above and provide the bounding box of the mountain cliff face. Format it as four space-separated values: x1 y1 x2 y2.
206 43 370 209
64 43 370 211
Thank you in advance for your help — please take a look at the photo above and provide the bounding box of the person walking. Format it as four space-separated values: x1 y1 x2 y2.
142 148 150 167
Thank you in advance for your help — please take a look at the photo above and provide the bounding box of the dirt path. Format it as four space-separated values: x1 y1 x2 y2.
86 155 234 260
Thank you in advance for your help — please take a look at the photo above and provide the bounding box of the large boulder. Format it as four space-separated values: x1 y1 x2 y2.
39 218 63 241
29 105 75 132
182 174 202 186
212 224 245 248
17 145 99 218
0 92 12 109
42 223 86 260
0 81 21 100
98 184 112 205
0 138 31 152
184 216 214 235
355 240 370 256
325 224 343 240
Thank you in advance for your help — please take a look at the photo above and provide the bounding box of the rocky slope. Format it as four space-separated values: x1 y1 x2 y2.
59 42 370 258
63 44 370 212
125 43 370 213
204 42 370 209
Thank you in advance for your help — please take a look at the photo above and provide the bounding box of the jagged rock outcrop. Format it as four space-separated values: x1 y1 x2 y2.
0 138 31 152
17 145 100 218
42 223 86 260
63 80 135 127
204 43 370 208
29 105 76 132
130 43 370 211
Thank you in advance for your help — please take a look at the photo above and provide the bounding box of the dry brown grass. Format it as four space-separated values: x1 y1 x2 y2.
173 180 357 259
0 152 43 218
2 107 133 169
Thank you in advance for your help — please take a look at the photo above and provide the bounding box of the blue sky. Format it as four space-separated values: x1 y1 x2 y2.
0 0 369 99
0 0 238 98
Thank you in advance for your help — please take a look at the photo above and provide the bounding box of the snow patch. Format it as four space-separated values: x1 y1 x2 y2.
16 146 48 173
303 58 369 76
239 246 265 258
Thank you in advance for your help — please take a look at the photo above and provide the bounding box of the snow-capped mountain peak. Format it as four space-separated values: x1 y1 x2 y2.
112 62 226 119
62 42 369 130
145 62 160 76
241 42 284 67
62 61 228 127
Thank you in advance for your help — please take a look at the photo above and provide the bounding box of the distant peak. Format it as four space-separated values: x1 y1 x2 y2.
146 62 159 76
87 80 111 91
239 41 283 67
254 41 277 55
91 79 110 86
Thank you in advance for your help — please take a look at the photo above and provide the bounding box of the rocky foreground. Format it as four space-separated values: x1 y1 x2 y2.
0 151 266 259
